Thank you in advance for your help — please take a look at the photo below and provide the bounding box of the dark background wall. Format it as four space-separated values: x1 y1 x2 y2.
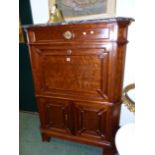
19 0 37 111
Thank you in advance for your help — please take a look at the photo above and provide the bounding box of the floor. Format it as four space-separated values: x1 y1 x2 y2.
19 112 118 155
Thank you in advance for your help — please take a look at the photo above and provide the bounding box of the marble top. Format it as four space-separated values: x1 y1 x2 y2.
23 17 134 29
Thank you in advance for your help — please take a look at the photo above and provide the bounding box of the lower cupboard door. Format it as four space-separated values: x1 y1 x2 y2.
37 98 71 134
74 101 112 140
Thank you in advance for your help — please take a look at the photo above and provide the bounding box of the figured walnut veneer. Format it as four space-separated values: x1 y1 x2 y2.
25 18 133 155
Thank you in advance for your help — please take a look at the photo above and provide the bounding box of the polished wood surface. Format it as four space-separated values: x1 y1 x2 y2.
25 18 133 155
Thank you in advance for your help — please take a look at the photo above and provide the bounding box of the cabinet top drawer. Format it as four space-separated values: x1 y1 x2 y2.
24 17 134 44
26 23 112 43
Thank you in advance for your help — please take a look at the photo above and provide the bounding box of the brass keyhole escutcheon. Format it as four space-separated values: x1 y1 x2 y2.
63 31 74 40
66 57 71 62
66 49 72 62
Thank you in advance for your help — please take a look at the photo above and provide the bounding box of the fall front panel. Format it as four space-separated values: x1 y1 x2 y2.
30 47 110 100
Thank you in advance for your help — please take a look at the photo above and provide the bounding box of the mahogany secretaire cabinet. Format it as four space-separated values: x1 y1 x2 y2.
24 17 134 155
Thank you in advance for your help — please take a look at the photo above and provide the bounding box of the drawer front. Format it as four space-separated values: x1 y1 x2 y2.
37 97 72 134
28 24 111 43
74 101 112 140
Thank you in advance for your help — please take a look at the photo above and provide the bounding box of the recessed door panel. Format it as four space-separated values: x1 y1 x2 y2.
37 98 71 134
74 101 110 140
31 47 109 99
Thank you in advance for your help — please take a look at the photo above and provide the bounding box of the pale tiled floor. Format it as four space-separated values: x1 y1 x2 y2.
19 112 118 155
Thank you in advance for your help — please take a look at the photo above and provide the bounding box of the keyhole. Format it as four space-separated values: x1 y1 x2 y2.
66 57 71 62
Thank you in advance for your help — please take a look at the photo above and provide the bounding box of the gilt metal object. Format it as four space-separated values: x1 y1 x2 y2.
122 83 135 113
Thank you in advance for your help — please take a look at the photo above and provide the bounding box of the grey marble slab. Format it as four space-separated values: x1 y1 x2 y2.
23 17 134 29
